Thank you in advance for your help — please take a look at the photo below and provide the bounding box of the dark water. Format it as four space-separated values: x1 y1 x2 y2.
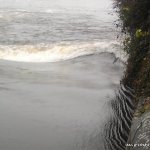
104 84 135 150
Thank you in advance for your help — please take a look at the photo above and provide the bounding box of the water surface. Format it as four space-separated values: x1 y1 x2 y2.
0 0 127 149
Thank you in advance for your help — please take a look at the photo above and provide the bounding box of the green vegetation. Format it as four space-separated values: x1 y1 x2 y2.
114 0 150 113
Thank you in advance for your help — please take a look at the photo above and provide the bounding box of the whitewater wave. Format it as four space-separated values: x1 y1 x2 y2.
0 8 83 15
0 41 127 62
0 9 55 21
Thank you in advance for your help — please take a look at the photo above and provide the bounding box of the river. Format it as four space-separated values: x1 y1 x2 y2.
0 0 131 150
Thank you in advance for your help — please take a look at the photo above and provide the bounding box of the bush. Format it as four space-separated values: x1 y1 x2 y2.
114 0 150 97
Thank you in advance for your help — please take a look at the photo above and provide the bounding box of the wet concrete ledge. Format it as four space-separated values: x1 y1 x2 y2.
126 97 150 150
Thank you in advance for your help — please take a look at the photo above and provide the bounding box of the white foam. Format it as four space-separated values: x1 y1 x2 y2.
45 9 55 13
0 41 127 62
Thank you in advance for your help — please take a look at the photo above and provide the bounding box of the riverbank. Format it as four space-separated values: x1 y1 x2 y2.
127 99 150 150
114 0 150 149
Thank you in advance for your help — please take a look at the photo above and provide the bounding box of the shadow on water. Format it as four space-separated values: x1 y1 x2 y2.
104 84 135 150
79 84 135 150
